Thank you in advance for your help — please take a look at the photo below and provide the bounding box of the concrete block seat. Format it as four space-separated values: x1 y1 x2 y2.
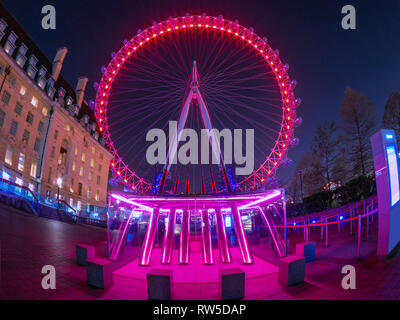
86 257 113 289
296 241 316 262
220 268 245 300
76 244 96 266
147 269 173 300
279 255 305 286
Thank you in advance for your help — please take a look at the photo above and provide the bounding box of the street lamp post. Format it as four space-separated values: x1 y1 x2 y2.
56 177 62 209
298 170 304 203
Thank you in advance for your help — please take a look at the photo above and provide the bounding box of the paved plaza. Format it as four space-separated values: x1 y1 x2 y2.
0 202 399 300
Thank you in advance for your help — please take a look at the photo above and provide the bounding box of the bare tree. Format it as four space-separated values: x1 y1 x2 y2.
382 91 400 135
339 87 376 177
311 120 339 191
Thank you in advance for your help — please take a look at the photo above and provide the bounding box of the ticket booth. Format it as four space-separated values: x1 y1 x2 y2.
371 129 400 257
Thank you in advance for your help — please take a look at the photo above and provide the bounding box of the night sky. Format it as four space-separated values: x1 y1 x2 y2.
2 0 400 184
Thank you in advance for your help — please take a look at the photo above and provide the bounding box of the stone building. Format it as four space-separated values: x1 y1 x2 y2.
0 4 112 212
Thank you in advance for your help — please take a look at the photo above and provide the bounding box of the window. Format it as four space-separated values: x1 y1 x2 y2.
79 167 84 176
70 178 74 192
77 200 82 211
26 112 34 125
5 144 13 165
87 186 91 199
0 19 7 42
37 66 47 90
38 121 44 134
10 77 16 87
50 146 55 158
19 86 27 96
15 177 23 186
4 31 17 55
15 102 23 115
99 153 104 160
95 190 100 201
89 171 93 181
2 90 11 105
34 138 40 152
18 153 25 171
10 120 18 136
30 96 38 108
16 44 28 68
0 109 5 127
91 147 95 155
81 153 86 162
98 164 102 172
22 130 30 144
74 147 78 156
30 162 37 178
2 170 10 181
97 176 100 185
90 158 94 168
54 130 58 140
26 55 38 80
42 107 48 116
47 167 52 183
28 183 35 192
72 160 76 171
78 183 82 196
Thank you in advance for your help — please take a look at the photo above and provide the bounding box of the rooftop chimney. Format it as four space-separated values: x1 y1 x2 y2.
52 47 68 81
75 77 88 108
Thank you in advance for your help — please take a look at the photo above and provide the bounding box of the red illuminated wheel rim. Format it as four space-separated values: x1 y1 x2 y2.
94 15 299 193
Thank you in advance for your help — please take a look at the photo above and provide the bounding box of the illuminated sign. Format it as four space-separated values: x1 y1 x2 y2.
386 145 400 206
225 215 232 228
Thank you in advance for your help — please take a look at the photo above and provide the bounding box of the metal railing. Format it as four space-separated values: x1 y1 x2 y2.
286 196 378 258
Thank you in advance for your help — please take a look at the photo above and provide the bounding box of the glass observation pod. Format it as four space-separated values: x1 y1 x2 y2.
105 189 287 268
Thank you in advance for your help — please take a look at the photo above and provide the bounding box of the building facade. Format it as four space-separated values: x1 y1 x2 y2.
0 5 112 212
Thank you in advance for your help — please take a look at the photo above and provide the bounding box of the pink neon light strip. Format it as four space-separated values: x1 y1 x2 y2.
139 208 159 266
238 190 282 210
231 206 254 264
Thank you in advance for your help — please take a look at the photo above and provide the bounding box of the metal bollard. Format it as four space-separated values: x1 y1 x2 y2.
321 222 324 240
325 217 328 247
357 215 362 259
350 208 353 235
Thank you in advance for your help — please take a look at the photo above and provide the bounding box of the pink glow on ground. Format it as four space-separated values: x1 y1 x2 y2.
114 246 278 283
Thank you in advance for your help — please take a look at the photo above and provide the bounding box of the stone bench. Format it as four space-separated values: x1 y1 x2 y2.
278 255 305 286
147 269 172 300
220 268 245 300
76 244 96 266
296 241 315 263
86 257 113 289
